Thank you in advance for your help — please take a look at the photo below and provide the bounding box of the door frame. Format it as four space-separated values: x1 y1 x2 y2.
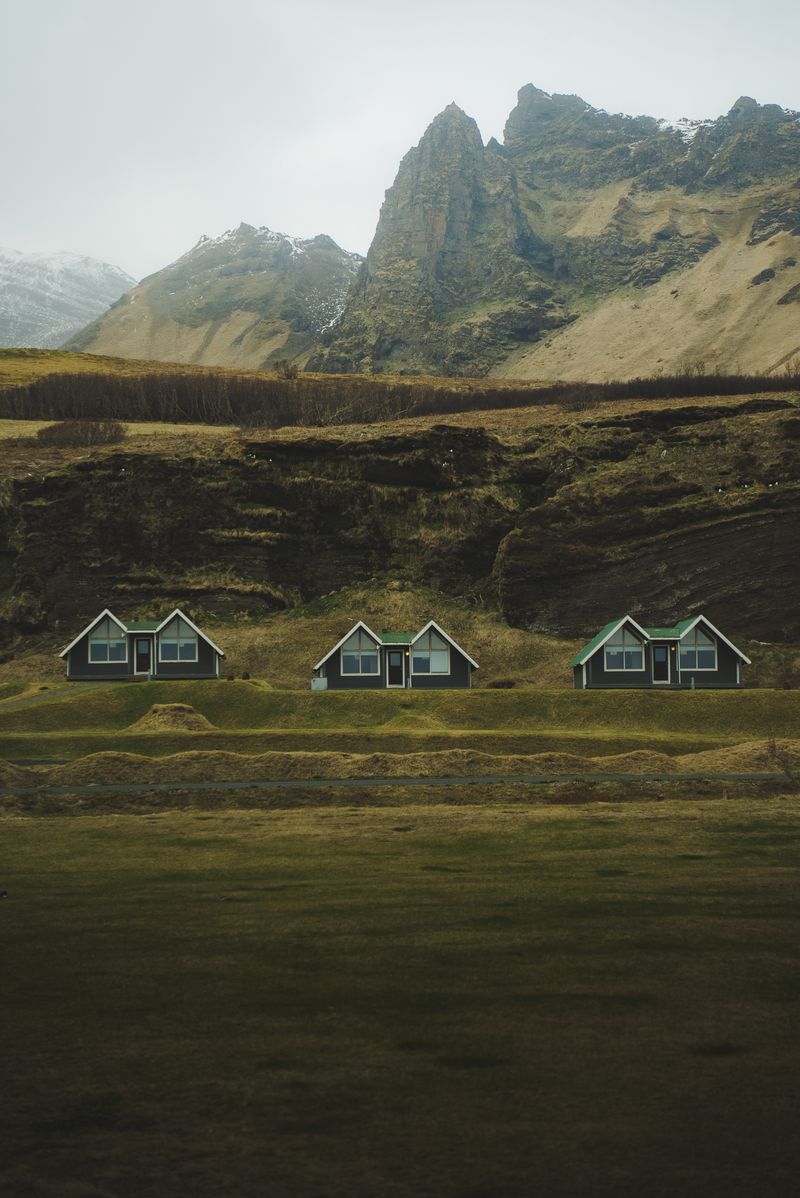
652 643 671 685
385 648 406 688
134 636 154 676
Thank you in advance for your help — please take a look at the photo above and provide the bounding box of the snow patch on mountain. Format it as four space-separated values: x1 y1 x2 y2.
0 247 136 348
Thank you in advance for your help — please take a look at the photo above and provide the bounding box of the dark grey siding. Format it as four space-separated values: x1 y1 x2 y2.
583 632 743 689
410 646 472 689
66 632 133 680
586 641 649 689
679 639 741 688
153 636 220 679
322 646 386 690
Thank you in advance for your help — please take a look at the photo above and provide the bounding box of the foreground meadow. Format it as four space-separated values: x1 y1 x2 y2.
2 798 799 1198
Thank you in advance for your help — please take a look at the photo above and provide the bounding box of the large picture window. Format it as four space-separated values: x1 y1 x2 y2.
679 627 717 670
159 616 199 662
88 617 127 663
412 629 450 674
340 629 379 675
604 627 644 671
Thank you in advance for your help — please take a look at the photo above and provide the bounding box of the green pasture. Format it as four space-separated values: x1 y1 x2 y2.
1 680 798 740
2 800 799 1198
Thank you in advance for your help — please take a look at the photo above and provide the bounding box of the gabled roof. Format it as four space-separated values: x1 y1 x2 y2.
313 620 382 670
570 613 751 667
677 614 751 664
59 608 127 658
314 619 479 671
59 607 225 658
155 608 225 657
411 620 480 670
569 615 649 668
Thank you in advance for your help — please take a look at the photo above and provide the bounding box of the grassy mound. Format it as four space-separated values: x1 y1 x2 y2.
128 703 217 731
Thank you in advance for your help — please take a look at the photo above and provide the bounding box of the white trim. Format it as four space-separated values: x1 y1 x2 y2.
313 620 382 671
59 608 127 658
385 645 406 688
155 608 225 657
582 662 587 689
574 615 650 667
678 615 751 665
603 625 646 673
410 620 479 670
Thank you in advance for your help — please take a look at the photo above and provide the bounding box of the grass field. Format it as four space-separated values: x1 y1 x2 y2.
2 799 799 1198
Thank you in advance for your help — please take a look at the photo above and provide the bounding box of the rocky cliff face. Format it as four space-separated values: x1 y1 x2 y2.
67 225 362 370
0 248 135 349
2 396 798 647
312 88 800 378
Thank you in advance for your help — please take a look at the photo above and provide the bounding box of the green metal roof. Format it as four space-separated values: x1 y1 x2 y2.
570 615 700 668
569 620 623 668
379 632 413 644
125 621 160 632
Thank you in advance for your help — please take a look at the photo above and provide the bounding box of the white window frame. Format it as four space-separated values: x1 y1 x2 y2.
339 629 380 676
679 627 718 672
411 630 451 676
88 619 128 665
158 622 199 664
603 627 644 672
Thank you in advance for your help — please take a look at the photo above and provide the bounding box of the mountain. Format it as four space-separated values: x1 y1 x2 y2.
0 247 135 349
68 224 362 370
310 88 800 377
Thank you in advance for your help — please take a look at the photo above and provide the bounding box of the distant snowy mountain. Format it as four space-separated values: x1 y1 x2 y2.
0 247 136 348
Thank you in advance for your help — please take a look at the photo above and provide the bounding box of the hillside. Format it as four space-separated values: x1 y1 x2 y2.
67 225 362 369
0 375 797 684
310 88 800 377
0 246 134 348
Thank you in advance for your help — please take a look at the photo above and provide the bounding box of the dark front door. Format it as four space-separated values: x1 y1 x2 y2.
387 650 404 687
652 644 670 684
135 638 152 674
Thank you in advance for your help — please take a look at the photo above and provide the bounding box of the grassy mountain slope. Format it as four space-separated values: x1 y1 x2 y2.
67 225 362 370
312 87 800 378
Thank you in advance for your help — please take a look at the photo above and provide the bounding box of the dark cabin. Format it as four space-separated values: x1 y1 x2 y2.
60 608 225 681
312 620 478 690
570 614 750 690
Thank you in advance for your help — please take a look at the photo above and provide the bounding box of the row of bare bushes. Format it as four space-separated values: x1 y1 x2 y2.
1 369 798 429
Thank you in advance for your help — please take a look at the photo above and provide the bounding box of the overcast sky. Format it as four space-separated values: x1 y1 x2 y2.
3 0 799 280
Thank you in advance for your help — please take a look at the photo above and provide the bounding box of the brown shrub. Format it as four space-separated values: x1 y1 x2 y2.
35 419 126 447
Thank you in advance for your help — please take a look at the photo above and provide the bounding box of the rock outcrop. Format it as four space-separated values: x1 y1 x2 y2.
312 88 800 378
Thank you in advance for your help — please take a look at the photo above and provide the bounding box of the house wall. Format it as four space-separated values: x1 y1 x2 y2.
582 631 743 689
410 646 472 689
321 642 473 689
322 643 386 690
153 635 220 679
67 627 221 680
67 632 133 680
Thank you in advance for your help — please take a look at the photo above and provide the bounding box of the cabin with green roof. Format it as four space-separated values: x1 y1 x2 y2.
570 615 750 690
312 621 478 690
60 608 225 680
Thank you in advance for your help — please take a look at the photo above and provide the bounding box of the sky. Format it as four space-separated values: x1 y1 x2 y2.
3 0 799 280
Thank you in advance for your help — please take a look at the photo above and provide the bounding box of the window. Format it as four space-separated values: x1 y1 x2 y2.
679 627 717 670
159 616 199 662
88 617 127 663
412 629 450 674
340 629 379 675
604 627 644 671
